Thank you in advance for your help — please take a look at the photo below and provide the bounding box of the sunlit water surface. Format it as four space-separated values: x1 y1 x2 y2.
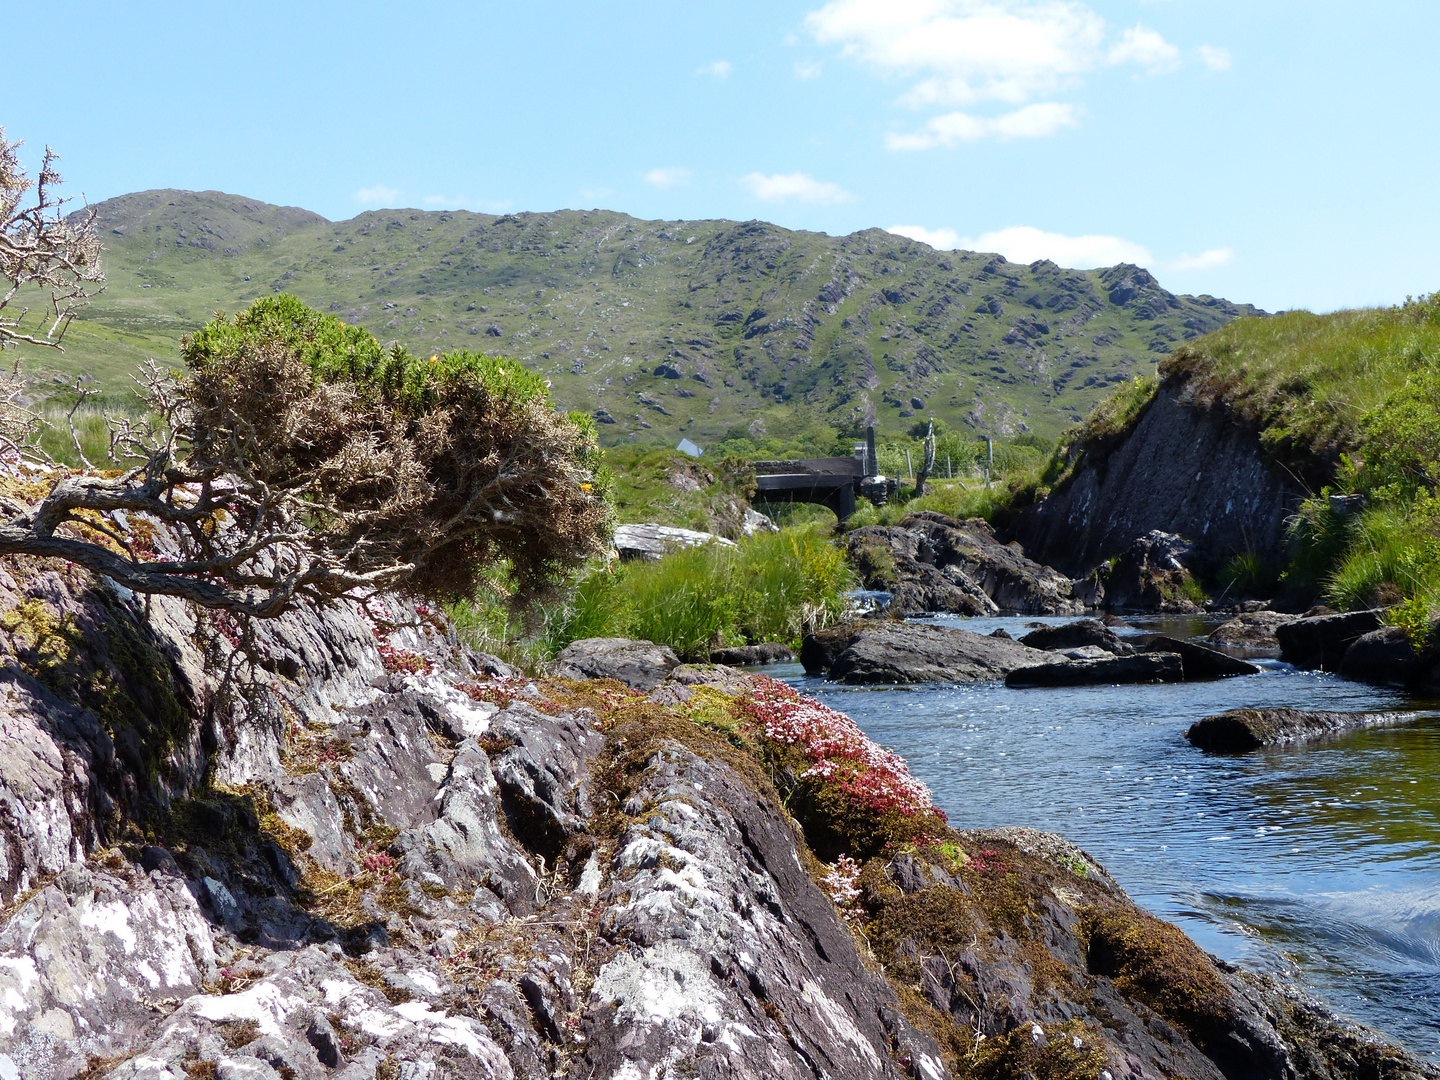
774 613 1440 1058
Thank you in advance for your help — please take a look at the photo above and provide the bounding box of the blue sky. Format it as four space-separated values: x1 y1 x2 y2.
8 1 1438 312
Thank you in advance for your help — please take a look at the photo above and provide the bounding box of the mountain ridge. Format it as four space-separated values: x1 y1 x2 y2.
43 188 1265 444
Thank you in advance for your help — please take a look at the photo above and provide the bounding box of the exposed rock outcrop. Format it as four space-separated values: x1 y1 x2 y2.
612 522 735 561
1185 708 1415 752
0 542 1431 1080
801 620 1049 683
1016 371 1302 575
848 513 1084 616
1100 530 1204 612
550 636 680 689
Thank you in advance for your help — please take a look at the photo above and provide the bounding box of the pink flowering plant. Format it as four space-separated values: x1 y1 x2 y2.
737 674 947 859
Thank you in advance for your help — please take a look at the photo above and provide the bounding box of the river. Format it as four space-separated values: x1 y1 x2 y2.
779 613 1440 1059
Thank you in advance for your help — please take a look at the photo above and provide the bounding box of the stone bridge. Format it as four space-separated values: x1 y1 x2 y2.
750 457 864 520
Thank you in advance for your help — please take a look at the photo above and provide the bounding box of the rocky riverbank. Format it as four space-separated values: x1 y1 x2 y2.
0 549 1433 1079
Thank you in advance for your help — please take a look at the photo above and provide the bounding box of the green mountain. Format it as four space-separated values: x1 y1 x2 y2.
21 189 1264 445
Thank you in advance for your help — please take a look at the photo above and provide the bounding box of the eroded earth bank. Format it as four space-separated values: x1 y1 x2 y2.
0 547 1434 1080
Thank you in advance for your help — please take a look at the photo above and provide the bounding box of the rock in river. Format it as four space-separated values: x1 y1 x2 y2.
1186 708 1414 751
801 620 1049 683
1143 635 1261 678
1276 608 1384 670
1207 610 1298 650
1005 651 1184 688
1019 617 1132 654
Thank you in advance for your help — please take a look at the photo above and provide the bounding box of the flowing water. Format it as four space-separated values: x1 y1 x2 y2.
776 613 1440 1058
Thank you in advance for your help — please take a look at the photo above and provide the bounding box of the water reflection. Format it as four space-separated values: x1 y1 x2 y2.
779 614 1440 1058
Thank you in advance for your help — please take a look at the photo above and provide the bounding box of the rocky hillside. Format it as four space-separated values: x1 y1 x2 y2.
26 189 1263 444
0 488 1433 1077
1014 358 1302 577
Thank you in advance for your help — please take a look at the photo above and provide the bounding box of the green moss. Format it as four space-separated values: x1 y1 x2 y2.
969 1019 1110 1080
0 576 192 786
1079 904 1229 1043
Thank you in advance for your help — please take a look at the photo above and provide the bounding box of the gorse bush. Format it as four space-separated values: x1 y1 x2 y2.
0 293 612 617
181 294 612 605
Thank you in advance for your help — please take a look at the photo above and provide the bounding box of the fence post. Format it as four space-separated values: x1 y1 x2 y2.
905 449 913 479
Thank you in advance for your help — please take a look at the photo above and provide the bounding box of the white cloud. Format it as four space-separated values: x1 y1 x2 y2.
699 60 732 79
889 223 1152 267
807 0 1106 106
1198 44 1231 71
1168 247 1233 271
740 172 852 203
806 0 1182 144
887 222 1233 273
643 167 691 189
356 184 401 205
887 225 963 249
795 59 824 79
1107 23 1180 73
886 102 1078 148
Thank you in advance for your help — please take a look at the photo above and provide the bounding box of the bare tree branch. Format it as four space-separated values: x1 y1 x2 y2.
0 131 104 352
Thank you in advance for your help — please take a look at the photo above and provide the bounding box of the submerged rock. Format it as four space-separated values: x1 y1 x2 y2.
1005 651 1184 687
1185 708 1413 751
551 636 680 689
1143 635 1261 678
802 620 1049 683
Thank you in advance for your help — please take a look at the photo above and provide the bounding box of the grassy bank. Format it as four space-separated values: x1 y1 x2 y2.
1023 294 1440 631
448 525 855 667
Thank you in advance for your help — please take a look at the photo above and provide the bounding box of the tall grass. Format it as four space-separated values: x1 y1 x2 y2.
448 526 856 667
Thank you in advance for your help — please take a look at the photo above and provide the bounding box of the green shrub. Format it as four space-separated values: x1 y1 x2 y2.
535 526 855 662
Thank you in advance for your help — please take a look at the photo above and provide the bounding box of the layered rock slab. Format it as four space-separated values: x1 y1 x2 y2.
1185 708 1415 752
802 621 1049 684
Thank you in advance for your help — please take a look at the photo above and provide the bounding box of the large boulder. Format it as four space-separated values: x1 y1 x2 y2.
1186 708 1413 752
1005 651 1184 687
803 621 1049 684
847 514 1083 616
1339 625 1423 686
1018 618 1132 654
1276 609 1385 670
1143 636 1261 678
612 522 735 561
551 636 680 689
1102 531 1203 612
1207 610 1298 650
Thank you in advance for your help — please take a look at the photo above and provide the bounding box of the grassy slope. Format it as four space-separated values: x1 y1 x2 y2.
14 189 1262 446
1029 297 1440 613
